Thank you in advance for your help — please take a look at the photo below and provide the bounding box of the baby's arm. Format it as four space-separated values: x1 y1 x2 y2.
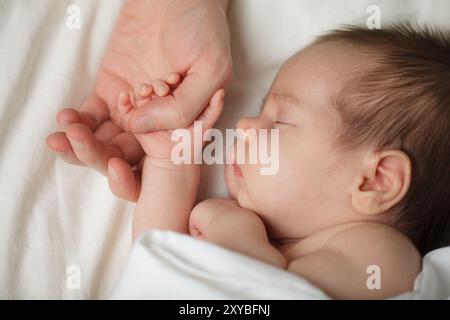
115 77 225 240
189 198 287 268
133 158 200 239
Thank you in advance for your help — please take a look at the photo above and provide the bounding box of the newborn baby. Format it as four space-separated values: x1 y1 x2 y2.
111 23 450 299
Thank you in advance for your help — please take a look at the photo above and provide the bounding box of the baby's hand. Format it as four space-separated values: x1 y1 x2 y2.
117 73 182 116
189 198 287 268
106 76 224 199
189 198 242 240
114 75 224 161
189 198 267 244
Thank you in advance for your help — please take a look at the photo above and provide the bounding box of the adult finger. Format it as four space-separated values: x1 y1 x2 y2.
107 157 141 202
65 123 123 175
78 94 111 129
46 132 84 166
94 120 124 143
194 89 225 131
126 70 226 133
108 132 145 165
56 94 110 132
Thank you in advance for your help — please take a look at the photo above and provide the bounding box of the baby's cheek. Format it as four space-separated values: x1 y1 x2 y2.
224 164 238 199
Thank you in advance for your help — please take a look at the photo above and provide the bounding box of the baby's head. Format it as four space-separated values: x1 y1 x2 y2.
225 23 450 255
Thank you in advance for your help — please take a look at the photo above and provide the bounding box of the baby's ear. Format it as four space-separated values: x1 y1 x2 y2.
350 150 411 216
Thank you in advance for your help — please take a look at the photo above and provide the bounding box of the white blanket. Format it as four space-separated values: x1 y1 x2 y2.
111 231 328 299
111 230 450 299
1 0 449 299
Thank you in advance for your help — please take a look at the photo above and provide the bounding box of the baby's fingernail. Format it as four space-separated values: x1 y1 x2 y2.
168 73 180 84
138 84 150 97
156 86 164 94
109 166 119 182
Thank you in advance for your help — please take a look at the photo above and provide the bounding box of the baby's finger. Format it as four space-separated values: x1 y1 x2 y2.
166 73 181 86
135 83 153 100
118 91 133 115
188 205 221 240
107 157 141 202
126 70 222 133
66 123 123 175
134 83 153 108
152 79 170 97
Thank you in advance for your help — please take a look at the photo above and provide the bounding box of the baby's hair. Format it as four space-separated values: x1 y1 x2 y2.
314 22 450 255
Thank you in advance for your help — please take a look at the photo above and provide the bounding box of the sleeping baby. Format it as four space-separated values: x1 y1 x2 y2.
88 23 450 299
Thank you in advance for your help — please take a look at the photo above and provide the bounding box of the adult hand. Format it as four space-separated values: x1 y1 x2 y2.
46 0 232 201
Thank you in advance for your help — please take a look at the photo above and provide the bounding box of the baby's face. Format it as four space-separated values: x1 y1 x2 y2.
225 44 366 240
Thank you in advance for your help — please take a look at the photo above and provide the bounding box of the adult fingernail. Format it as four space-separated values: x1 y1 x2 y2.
59 120 70 128
69 138 84 149
109 166 119 182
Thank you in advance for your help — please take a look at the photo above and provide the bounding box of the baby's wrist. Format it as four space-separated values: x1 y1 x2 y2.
143 156 200 174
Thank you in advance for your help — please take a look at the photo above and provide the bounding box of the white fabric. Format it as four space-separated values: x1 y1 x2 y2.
111 230 450 299
0 0 449 299
111 230 328 299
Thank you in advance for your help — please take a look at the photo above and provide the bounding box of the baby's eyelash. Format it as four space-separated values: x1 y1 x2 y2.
273 121 289 127
274 119 296 128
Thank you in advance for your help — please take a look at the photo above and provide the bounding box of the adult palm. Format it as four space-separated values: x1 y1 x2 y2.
46 0 232 200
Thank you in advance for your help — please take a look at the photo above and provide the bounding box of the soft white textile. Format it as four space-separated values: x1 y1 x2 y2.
111 230 450 300
0 0 449 299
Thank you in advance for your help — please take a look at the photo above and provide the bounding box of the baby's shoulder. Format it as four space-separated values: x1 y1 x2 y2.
325 222 420 258
286 222 421 298
326 222 421 291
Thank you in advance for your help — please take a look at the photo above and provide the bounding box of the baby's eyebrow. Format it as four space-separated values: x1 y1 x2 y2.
274 92 301 106
259 91 301 112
